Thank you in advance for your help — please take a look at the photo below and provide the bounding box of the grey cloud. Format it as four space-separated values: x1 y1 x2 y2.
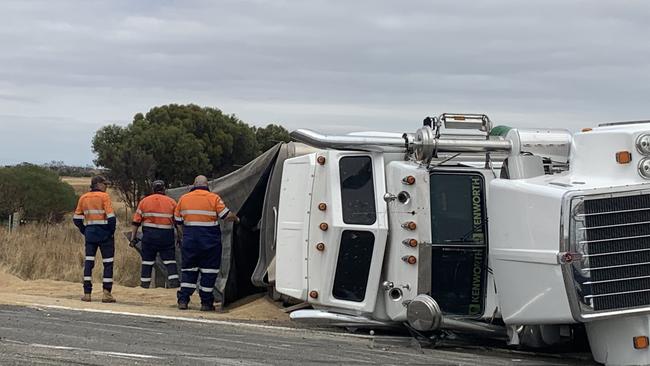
0 0 649 164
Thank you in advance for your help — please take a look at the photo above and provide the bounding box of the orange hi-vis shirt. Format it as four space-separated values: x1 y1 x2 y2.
132 193 177 230
74 191 115 225
174 188 230 227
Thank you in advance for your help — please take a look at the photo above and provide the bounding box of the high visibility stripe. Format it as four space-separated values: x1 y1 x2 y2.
85 256 95 261
103 278 113 283
174 216 183 221
182 267 198 272
84 209 106 214
184 221 219 227
86 220 108 225
141 277 151 282
200 268 220 274
102 257 114 263
218 208 230 219
136 209 143 214
199 286 214 292
142 212 173 218
83 276 92 281
141 261 155 265
106 213 116 218
73 214 85 220
142 223 173 229
163 260 176 265
180 210 217 216
180 283 197 288
168 274 179 279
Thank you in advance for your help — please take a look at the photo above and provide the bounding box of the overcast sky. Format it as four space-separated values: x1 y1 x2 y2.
1 1 649 165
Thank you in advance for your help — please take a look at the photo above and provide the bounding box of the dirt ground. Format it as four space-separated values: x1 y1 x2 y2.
0 268 290 324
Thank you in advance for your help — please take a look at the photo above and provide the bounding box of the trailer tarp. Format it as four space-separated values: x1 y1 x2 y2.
167 142 315 305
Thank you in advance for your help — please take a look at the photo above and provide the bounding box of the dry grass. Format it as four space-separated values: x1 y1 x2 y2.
0 221 141 287
0 176 141 287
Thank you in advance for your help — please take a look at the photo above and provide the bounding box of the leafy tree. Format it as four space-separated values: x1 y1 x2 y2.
0 164 77 222
254 124 291 154
92 104 292 208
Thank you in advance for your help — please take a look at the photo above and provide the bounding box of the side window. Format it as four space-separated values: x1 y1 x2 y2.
339 156 376 225
332 230 375 302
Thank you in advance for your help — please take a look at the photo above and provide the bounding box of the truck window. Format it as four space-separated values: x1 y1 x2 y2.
332 230 375 302
339 156 376 225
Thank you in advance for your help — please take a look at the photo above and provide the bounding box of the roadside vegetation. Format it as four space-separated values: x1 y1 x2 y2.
0 175 139 286
0 103 288 288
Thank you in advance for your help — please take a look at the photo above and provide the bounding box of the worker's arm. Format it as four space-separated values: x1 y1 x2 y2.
174 198 183 246
104 194 116 237
72 197 86 234
215 194 239 223
130 202 143 247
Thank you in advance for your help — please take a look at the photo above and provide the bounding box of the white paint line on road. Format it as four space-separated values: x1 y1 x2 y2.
21 302 377 340
92 351 163 359
20 341 164 360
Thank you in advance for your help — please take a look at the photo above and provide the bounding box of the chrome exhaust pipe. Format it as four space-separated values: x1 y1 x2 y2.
291 128 512 156
290 129 407 152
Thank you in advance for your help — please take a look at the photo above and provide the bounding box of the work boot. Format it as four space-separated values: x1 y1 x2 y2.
168 279 180 288
140 282 150 289
200 303 216 312
101 289 116 303
178 301 189 310
81 293 91 302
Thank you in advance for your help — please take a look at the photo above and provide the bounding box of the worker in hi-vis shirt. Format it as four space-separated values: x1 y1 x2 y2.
130 180 180 288
174 175 239 311
73 175 117 303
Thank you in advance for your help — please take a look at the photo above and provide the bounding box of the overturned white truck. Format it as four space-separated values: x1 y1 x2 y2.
168 114 650 365
272 115 650 366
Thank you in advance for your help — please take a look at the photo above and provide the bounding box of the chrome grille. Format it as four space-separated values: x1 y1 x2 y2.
574 194 650 312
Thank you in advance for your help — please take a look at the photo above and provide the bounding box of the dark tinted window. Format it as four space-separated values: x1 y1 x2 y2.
339 156 376 225
332 230 375 302
430 174 486 244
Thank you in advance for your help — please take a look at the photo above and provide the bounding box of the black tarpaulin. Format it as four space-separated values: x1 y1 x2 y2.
167 142 315 306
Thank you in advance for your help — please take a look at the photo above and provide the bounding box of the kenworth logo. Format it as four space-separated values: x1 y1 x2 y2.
469 176 485 315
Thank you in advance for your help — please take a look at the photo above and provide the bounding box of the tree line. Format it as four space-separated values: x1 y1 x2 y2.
92 104 291 209
0 164 77 223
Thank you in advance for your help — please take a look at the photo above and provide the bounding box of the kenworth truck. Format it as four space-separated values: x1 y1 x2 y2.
273 114 650 366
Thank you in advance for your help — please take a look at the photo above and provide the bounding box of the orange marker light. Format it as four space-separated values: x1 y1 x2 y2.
316 242 325 251
582 128 593 132
402 255 417 264
403 238 418 247
309 290 319 299
318 202 327 211
634 336 649 349
616 151 632 164
402 221 417 230
403 175 416 185
319 222 328 231
317 156 326 165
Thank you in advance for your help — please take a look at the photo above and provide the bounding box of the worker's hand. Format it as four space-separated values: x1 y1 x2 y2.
129 238 140 248
225 211 240 224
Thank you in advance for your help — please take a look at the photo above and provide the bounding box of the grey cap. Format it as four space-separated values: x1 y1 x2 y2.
90 175 108 187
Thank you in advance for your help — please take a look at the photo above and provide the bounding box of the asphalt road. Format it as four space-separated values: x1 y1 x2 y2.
0 305 595 365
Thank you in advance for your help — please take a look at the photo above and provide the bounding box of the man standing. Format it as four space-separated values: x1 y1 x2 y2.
130 180 180 289
73 175 117 303
174 175 238 311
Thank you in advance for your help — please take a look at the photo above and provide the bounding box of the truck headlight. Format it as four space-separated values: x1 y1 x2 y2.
636 133 650 155
638 158 650 179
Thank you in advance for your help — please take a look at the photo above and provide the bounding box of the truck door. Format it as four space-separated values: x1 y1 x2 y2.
429 171 489 317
